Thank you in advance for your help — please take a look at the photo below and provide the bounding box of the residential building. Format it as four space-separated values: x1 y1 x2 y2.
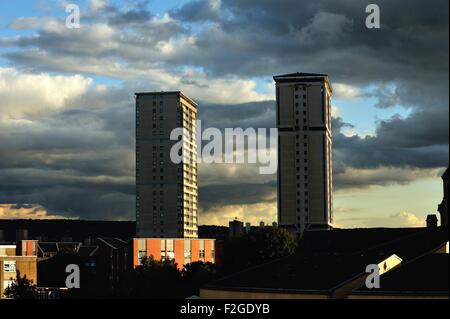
274 72 333 237
0 243 37 298
132 238 215 270
135 91 198 238
134 91 217 269
229 219 244 238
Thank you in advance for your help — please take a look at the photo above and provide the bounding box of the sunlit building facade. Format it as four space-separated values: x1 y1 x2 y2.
274 73 333 237
135 91 198 238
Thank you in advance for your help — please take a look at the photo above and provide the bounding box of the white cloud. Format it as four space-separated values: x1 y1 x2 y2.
331 105 340 117
90 0 108 11
391 211 425 227
0 67 92 120
200 202 277 226
335 210 427 229
333 83 362 100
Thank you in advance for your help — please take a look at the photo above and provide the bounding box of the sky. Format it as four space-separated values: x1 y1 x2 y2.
0 0 448 228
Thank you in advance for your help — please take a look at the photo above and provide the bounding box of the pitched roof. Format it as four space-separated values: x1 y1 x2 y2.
204 252 396 293
203 227 448 294
353 253 449 296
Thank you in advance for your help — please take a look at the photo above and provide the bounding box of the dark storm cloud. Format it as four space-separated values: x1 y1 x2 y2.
2 0 448 110
0 83 136 220
199 181 276 211
105 1 153 26
171 0 221 22
199 100 275 129
332 109 449 173
170 0 448 80
0 0 448 220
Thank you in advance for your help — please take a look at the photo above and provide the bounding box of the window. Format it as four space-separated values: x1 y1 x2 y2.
161 240 166 259
184 240 191 264
210 240 215 262
138 240 147 264
165 240 175 260
4 260 16 273
199 240 205 260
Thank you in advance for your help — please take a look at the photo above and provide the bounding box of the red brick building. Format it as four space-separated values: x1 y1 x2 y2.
132 238 215 269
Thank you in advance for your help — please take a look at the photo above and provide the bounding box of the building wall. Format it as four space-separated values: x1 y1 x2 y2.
0 245 16 257
0 256 37 298
21 240 38 256
133 238 215 270
275 75 333 236
136 92 198 239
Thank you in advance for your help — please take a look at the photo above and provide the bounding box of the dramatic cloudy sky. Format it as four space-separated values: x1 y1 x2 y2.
0 0 448 227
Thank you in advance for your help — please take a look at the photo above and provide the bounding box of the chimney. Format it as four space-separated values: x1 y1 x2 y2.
426 214 438 229
245 222 251 233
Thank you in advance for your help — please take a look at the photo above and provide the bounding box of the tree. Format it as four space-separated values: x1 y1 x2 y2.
182 261 218 296
223 227 297 272
131 256 183 299
4 270 37 299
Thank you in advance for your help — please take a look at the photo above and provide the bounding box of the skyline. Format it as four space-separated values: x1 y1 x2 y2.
0 0 448 228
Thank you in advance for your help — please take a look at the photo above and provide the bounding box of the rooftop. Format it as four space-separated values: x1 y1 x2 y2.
273 72 328 78
203 226 448 295
353 253 449 297
273 72 332 90
203 252 395 294
134 91 198 107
